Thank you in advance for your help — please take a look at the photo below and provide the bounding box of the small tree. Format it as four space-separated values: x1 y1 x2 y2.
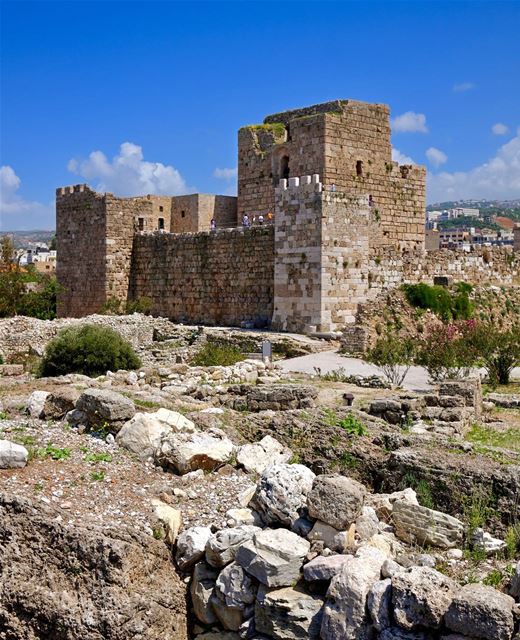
466 322 520 386
366 331 416 387
415 321 480 382
0 236 24 317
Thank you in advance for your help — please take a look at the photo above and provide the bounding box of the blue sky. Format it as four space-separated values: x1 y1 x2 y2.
1 0 519 229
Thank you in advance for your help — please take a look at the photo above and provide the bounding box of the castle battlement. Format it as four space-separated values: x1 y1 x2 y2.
56 184 92 197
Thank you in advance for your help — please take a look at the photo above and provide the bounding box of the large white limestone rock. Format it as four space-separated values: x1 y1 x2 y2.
236 528 310 588
392 500 464 549
236 435 292 474
0 440 28 469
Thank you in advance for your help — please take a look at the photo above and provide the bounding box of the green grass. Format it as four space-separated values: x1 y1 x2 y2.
83 452 112 463
467 423 520 453
191 342 245 367
36 444 71 460
90 470 105 482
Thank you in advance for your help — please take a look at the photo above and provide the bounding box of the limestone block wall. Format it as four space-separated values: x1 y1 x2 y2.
272 175 371 333
514 224 520 252
364 246 520 302
129 227 274 326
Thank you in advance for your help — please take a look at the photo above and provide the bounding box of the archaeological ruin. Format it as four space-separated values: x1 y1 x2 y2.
56 99 519 332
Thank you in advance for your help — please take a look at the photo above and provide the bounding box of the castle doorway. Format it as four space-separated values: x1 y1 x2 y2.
280 155 290 180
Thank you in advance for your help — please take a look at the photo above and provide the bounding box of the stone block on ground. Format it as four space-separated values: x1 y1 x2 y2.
251 463 315 527
74 388 136 431
445 583 514 640
392 500 464 549
236 435 292 474
236 528 310 588
176 526 212 571
303 554 351 582
0 440 29 469
157 428 235 474
191 561 218 625
320 546 387 640
392 566 457 630
255 583 324 639
307 473 366 530
205 525 261 569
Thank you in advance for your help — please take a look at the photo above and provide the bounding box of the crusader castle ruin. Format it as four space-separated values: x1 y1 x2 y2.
56 99 519 333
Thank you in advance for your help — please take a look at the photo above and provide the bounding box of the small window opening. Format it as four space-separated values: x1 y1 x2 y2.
280 155 290 180
159 205 164 212
356 160 363 177
158 218 165 230
138 217 144 231
181 210 186 218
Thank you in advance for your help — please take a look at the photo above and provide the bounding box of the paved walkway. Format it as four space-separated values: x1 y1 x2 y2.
279 351 520 393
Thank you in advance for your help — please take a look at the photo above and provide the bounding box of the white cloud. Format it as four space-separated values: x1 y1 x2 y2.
68 142 192 196
391 111 428 133
0 166 53 230
453 82 476 93
428 128 520 202
391 148 416 165
492 122 509 136
214 167 237 180
426 147 448 167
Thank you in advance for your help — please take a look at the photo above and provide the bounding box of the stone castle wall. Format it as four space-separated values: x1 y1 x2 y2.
237 100 425 252
128 227 274 326
272 176 371 333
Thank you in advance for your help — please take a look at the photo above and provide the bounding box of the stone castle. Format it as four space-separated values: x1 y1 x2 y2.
56 99 518 333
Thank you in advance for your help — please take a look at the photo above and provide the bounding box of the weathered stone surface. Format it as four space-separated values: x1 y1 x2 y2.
0 440 28 469
368 578 392 631
26 390 50 418
225 507 259 527
307 474 366 530
228 384 318 412
0 493 188 639
151 499 182 545
157 428 235 474
75 388 136 431
366 488 418 521
251 463 315 527
236 528 310 588
116 412 171 460
471 527 506 555
320 546 387 640
27 389 79 419
210 591 244 631
206 525 260 568
303 554 351 582
380 628 429 640
255 583 324 639
175 526 212 571
445 583 514 640
509 560 520 599
215 561 256 609
307 520 342 550
191 561 218 625
392 567 457 630
392 500 464 549
236 435 292 474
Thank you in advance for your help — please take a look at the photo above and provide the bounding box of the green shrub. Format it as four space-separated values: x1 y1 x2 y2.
338 413 367 436
126 296 153 314
466 322 520 386
403 282 473 322
39 324 141 377
191 342 244 367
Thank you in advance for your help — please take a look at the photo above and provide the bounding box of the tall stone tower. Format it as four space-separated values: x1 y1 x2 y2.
272 175 371 333
238 99 426 252
56 185 171 317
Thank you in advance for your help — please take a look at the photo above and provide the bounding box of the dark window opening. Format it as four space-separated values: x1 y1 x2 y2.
286 125 292 142
181 210 186 218
138 217 144 231
280 155 290 180
158 218 165 230
159 205 164 212
356 160 363 177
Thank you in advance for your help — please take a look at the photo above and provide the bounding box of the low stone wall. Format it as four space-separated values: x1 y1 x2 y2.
129 227 274 327
366 246 519 301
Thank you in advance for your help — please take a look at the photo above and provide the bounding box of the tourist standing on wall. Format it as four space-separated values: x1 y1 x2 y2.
210 218 216 231
242 214 250 227
267 211 273 224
